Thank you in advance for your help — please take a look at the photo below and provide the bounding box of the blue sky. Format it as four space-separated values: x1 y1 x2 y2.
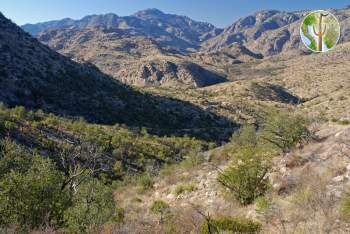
1 0 349 27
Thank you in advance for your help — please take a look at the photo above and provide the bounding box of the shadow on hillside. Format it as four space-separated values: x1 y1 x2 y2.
0 11 237 143
0 63 237 142
251 82 304 104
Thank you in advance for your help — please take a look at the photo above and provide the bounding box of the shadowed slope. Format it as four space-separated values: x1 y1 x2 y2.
0 12 237 142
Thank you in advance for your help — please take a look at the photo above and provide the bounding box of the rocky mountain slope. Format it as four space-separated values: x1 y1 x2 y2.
147 39 350 128
2 5 350 234
23 7 350 88
0 12 236 141
203 7 350 56
22 9 267 87
36 26 228 87
23 9 221 50
202 10 303 52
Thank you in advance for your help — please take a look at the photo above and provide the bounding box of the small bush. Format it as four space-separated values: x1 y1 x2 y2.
64 178 121 233
136 174 154 192
230 125 259 148
290 186 314 208
150 200 171 223
255 196 272 214
174 183 196 195
261 111 310 152
0 156 70 231
11 106 26 120
160 164 177 177
113 161 125 178
4 120 15 132
338 119 350 125
180 149 205 169
218 146 272 205
218 125 260 162
200 216 262 234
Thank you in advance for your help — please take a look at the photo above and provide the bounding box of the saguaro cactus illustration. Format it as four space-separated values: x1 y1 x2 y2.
313 12 329 51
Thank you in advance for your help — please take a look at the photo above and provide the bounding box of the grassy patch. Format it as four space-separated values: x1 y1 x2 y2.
174 183 197 195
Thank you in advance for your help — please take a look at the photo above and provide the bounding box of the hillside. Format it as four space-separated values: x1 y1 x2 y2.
24 7 350 89
202 10 302 53
1 5 350 234
36 26 228 87
147 40 350 124
23 9 221 50
202 8 350 56
22 9 266 87
115 122 350 233
0 12 236 141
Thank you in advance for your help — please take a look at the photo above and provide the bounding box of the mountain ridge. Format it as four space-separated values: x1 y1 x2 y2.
202 8 350 56
19 7 350 87
22 9 222 50
0 11 236 141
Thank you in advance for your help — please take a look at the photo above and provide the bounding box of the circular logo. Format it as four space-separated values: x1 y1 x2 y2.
300 10 340 52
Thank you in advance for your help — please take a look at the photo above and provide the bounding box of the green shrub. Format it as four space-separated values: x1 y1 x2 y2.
113 161 125 178
150 200 171 223
160 164 177 177
200 216 262 234
261 111 310 152
64 178 122 233
290 186 314 208
11 106 26 120
218 146 272 205
136 174 154 192
180 148 205 169
4 120 15 132
0 139 32 177
230 125 258 148
174 183 196 195
0 156 70 231
255 196 272 214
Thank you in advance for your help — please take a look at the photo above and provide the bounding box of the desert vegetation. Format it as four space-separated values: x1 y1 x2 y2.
0 103 211 232
1 5 350 233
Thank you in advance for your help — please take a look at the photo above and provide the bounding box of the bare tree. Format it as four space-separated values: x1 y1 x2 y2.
58 141 112 193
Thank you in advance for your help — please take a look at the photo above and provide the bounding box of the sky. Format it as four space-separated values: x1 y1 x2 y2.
1 0 349 27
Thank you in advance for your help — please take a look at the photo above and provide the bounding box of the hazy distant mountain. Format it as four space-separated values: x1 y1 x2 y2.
22 9 222 50
201 10 303 54
202 8 350 56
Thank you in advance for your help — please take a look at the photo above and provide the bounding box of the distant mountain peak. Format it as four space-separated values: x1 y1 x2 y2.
81 12 119 20
134 8 165 17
